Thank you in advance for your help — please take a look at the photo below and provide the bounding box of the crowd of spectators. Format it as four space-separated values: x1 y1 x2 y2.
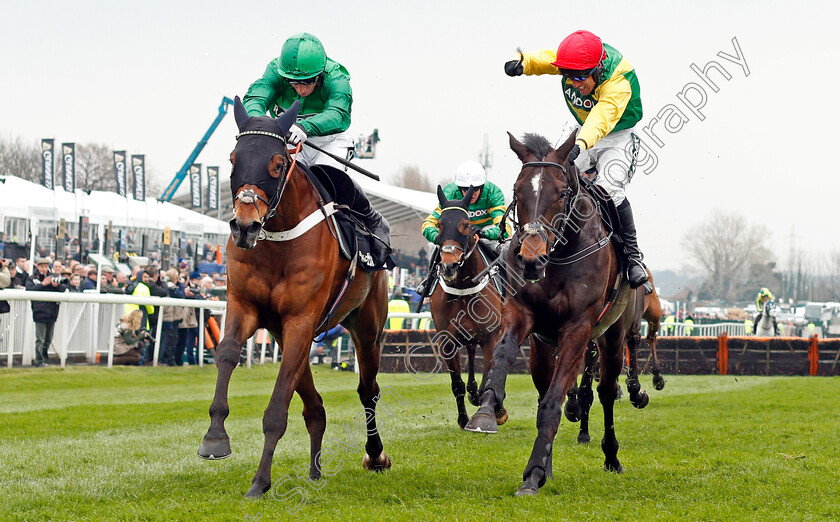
0 250 228 367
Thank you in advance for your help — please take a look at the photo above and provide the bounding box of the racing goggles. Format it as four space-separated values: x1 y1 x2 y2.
288 76 319 86
560 66 598 82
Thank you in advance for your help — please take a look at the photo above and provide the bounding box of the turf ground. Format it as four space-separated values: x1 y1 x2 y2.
1 365 838 521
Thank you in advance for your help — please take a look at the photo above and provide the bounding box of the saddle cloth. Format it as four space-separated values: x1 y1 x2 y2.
305 164 394 272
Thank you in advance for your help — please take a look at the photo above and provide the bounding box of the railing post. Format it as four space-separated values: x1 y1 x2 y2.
809 334 819 376
106 304 117 368
153 306 165 367
717 332 728 375
198 308 205 367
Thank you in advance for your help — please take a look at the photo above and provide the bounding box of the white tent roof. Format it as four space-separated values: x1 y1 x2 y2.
0 175 228 235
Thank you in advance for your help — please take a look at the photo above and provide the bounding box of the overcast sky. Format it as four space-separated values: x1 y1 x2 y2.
2 0 836 272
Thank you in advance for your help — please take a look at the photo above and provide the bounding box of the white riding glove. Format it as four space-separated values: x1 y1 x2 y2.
287 123 308 146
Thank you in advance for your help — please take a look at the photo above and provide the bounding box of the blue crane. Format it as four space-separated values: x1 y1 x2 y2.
158 96 234 202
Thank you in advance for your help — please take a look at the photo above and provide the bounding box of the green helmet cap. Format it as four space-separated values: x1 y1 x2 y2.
278 33 327 80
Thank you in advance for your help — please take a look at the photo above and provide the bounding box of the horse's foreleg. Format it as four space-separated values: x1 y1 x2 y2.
626 329 650 409
466 344 480 407
446 342 469 429
599 345 625 473
198 300 258 460
518 326 590 496
296 364 326 480
464 327 525 434
246 329 310 498
573 341 597 444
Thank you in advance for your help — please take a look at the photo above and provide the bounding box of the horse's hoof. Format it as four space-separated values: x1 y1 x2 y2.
631 391 650 409
198 437 231 460
495 408 509 426
244 482 268 498
577 432 591 444
564 401 582 423
604 460 624 473
464 408 498 434
515 485 539 496
653 374 666 390
362 451 391 472
458 413 469 430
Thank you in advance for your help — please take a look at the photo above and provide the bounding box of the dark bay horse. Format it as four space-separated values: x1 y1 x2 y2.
564 268 665 443
429 185 505 429
464 132 646 496
197 97 391 498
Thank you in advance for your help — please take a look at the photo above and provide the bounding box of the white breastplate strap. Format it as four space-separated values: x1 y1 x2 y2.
438 273 491 296
258 202 338 242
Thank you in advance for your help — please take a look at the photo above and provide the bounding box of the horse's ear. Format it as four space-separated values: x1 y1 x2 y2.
508 132 531 163
460 186 474 207
275 100 301 135
556 129 579 161
233 96 249 131
436 185 447 207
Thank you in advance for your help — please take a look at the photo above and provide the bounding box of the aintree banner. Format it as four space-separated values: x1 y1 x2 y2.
189 163 202 208
131 155 145 201
41 139 54 190
62 143 75 193
207 166 219 210
113 151 127 197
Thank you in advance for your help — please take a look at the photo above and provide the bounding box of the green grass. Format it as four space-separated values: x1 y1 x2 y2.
1 366 838 521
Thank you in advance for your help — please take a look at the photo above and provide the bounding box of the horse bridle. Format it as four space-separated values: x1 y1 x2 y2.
232 130 294 228
516 160 576 255
438 205 479 273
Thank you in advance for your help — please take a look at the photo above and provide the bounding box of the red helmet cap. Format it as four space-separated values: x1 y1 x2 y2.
550 30 605 70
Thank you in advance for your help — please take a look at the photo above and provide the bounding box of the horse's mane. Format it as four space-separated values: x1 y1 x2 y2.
522 133 553 159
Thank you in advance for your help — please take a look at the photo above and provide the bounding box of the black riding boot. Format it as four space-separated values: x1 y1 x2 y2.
360 207 392 266
416 246 441 297
616 198 649 289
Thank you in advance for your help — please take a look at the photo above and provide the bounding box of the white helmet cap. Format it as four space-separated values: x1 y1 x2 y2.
454 160 487 188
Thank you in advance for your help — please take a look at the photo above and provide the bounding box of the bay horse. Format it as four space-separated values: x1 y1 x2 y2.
197 97 391 498
464 131 647 496
564 268 665 444
429 185 505 429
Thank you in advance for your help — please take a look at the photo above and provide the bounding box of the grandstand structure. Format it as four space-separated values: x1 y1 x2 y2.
0 175 228 261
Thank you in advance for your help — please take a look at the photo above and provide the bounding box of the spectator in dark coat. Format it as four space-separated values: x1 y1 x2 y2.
25 258 68 366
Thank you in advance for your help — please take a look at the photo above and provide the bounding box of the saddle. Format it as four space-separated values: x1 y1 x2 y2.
304 164 394 272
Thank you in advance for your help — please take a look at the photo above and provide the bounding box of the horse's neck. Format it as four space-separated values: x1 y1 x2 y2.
265 172 318 231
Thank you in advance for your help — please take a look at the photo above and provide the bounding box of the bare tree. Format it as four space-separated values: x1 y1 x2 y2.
682 210 773 302
0 135 41 182
392 165 434 192
75 143 117 192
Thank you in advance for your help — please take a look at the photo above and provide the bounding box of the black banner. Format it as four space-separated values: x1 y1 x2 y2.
62 143 75 193
207 166 219 210
189 163 202 208
113 151 127 197
131 155 145 201
41 139 54 190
